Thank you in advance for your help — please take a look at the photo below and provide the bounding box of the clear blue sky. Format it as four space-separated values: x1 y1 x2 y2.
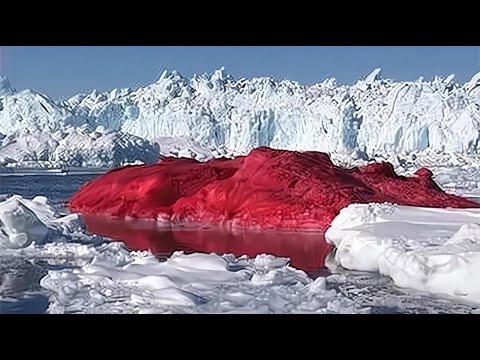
1 46 479 99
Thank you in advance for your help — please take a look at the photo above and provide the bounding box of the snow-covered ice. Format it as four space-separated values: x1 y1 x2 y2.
0 126 160 168
41 251 351 314
326 203 480 305
0 195 86 249
0 196 51 248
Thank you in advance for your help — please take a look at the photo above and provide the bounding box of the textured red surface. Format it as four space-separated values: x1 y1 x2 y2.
69 147 479 231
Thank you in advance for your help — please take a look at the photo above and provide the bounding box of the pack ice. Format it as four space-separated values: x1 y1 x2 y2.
0 194 83 249
3 191 480 312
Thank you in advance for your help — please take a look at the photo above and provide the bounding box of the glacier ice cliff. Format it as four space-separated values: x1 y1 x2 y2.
1 68 480 167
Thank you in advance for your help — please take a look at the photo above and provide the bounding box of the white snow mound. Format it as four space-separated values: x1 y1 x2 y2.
0 194 84 249
325 203 480 305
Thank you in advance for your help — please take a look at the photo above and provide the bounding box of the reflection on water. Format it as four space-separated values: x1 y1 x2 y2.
83 215 333 275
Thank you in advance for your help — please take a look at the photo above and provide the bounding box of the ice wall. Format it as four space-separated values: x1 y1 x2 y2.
1 68 480 164
0 125 160 168
61 68 480 158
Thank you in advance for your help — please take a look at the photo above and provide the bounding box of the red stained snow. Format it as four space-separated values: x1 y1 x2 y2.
69 147 479 232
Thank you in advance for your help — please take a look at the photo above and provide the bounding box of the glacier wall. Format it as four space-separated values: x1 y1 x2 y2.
61 68 480 158
0 125 160 168
1 69 480 165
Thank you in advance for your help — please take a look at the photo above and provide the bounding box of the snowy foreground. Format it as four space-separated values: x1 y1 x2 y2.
1 189 480 314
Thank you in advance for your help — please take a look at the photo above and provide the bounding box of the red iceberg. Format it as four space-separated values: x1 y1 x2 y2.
69 147 479 232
